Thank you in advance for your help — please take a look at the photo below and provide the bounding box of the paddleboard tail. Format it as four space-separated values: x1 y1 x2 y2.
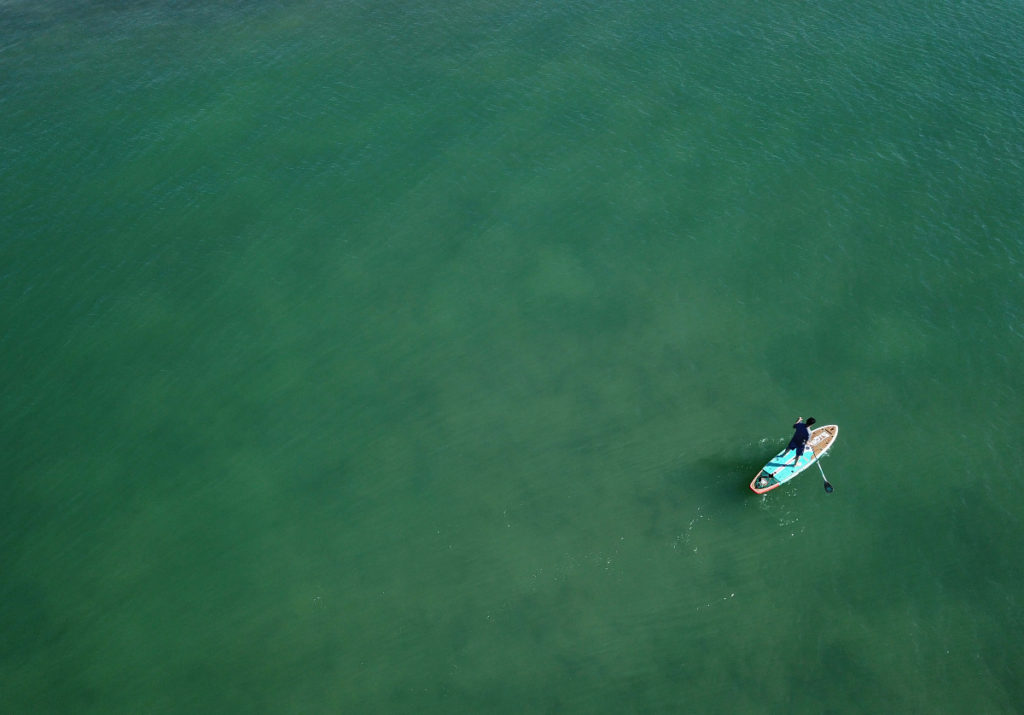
751 471 780 494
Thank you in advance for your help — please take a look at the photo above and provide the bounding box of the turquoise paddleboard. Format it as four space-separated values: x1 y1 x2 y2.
750 424 838 494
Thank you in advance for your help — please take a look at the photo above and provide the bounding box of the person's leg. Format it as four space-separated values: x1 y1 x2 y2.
784 440 798 466
789 445 804 466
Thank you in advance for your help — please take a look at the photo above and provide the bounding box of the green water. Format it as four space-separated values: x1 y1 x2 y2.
3 1 1023 712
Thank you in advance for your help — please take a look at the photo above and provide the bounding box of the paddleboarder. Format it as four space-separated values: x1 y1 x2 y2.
785 416 816 467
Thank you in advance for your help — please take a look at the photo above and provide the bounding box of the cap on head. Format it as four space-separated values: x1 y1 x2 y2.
806 417 816 426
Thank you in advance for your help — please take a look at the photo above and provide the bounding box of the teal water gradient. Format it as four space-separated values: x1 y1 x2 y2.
2 1 1023 712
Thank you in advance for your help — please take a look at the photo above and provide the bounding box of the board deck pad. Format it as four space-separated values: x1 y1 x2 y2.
750 424 838 494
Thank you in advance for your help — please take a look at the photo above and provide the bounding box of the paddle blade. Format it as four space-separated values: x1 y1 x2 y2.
824 481 833 493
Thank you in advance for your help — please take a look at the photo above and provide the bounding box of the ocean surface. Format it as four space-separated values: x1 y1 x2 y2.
2 1 1023 712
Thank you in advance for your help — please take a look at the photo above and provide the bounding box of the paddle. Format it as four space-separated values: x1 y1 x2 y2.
817 459 833 493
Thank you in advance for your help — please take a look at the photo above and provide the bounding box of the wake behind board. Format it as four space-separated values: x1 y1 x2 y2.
750 424 838 494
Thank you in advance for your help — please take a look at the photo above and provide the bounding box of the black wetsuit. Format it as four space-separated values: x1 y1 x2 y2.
788 421 810 459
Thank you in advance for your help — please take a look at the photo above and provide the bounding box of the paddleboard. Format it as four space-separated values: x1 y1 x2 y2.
750 424 838 494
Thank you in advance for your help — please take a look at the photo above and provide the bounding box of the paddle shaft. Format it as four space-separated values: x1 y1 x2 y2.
817 459 833 493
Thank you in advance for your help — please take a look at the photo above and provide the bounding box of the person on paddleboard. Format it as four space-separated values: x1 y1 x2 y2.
785 416 816 466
